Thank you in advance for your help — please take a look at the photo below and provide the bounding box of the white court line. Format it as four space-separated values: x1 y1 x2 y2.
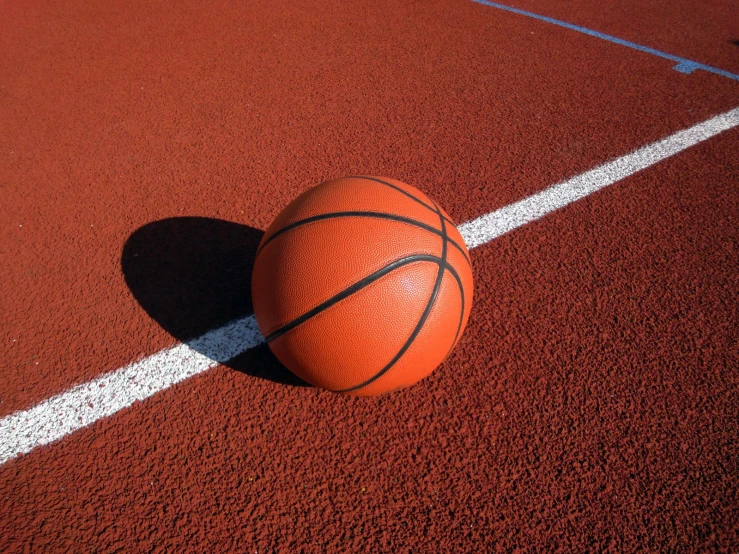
0 318 264 466
461 108 739 248
1 107 737 466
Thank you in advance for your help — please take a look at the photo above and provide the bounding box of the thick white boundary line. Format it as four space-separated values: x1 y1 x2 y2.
460 108 739 248
0 318 264 466
1 107 738 466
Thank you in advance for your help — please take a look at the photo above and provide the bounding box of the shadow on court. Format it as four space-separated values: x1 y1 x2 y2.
121 216 308 387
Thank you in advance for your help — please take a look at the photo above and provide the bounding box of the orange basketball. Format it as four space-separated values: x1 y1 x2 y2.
252 176 474 395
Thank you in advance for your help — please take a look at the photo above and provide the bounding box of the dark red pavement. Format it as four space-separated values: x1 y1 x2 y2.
1 0 737 550
2 0 737 415
485 0 739 73
2 123 738 553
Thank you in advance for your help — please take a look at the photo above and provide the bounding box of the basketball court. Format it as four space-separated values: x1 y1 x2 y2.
1 0 738 550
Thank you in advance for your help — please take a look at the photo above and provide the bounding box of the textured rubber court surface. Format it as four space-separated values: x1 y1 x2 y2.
1 0 738 551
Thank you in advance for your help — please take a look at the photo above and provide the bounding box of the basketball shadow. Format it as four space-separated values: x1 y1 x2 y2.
121 216 308 387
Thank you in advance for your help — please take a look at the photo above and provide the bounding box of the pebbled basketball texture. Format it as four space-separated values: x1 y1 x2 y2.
252 176 474 395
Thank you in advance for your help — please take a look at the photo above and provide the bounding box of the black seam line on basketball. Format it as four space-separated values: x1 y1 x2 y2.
435 200 453 347
433 200 451 314
434 199 449 270
332 258 451 393
432 198 449 261
442 265 465 360
431 197 467 359
255 210 471 264
347 175 455 226
432 194 473 275
432 199 465 351
335 202 449 394
264 254 447 344
432 193 471 273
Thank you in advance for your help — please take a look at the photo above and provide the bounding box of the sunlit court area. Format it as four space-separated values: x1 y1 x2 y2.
1 0 738 550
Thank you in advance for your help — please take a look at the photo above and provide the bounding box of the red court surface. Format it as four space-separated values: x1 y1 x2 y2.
1 0 738 551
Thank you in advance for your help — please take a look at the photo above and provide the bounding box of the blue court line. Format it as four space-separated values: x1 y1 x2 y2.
471 0 739 82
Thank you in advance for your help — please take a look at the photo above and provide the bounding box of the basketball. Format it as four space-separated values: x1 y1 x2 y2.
251 176 474 395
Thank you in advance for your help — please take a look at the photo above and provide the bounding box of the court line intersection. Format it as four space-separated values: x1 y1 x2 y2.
471 0 739 82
